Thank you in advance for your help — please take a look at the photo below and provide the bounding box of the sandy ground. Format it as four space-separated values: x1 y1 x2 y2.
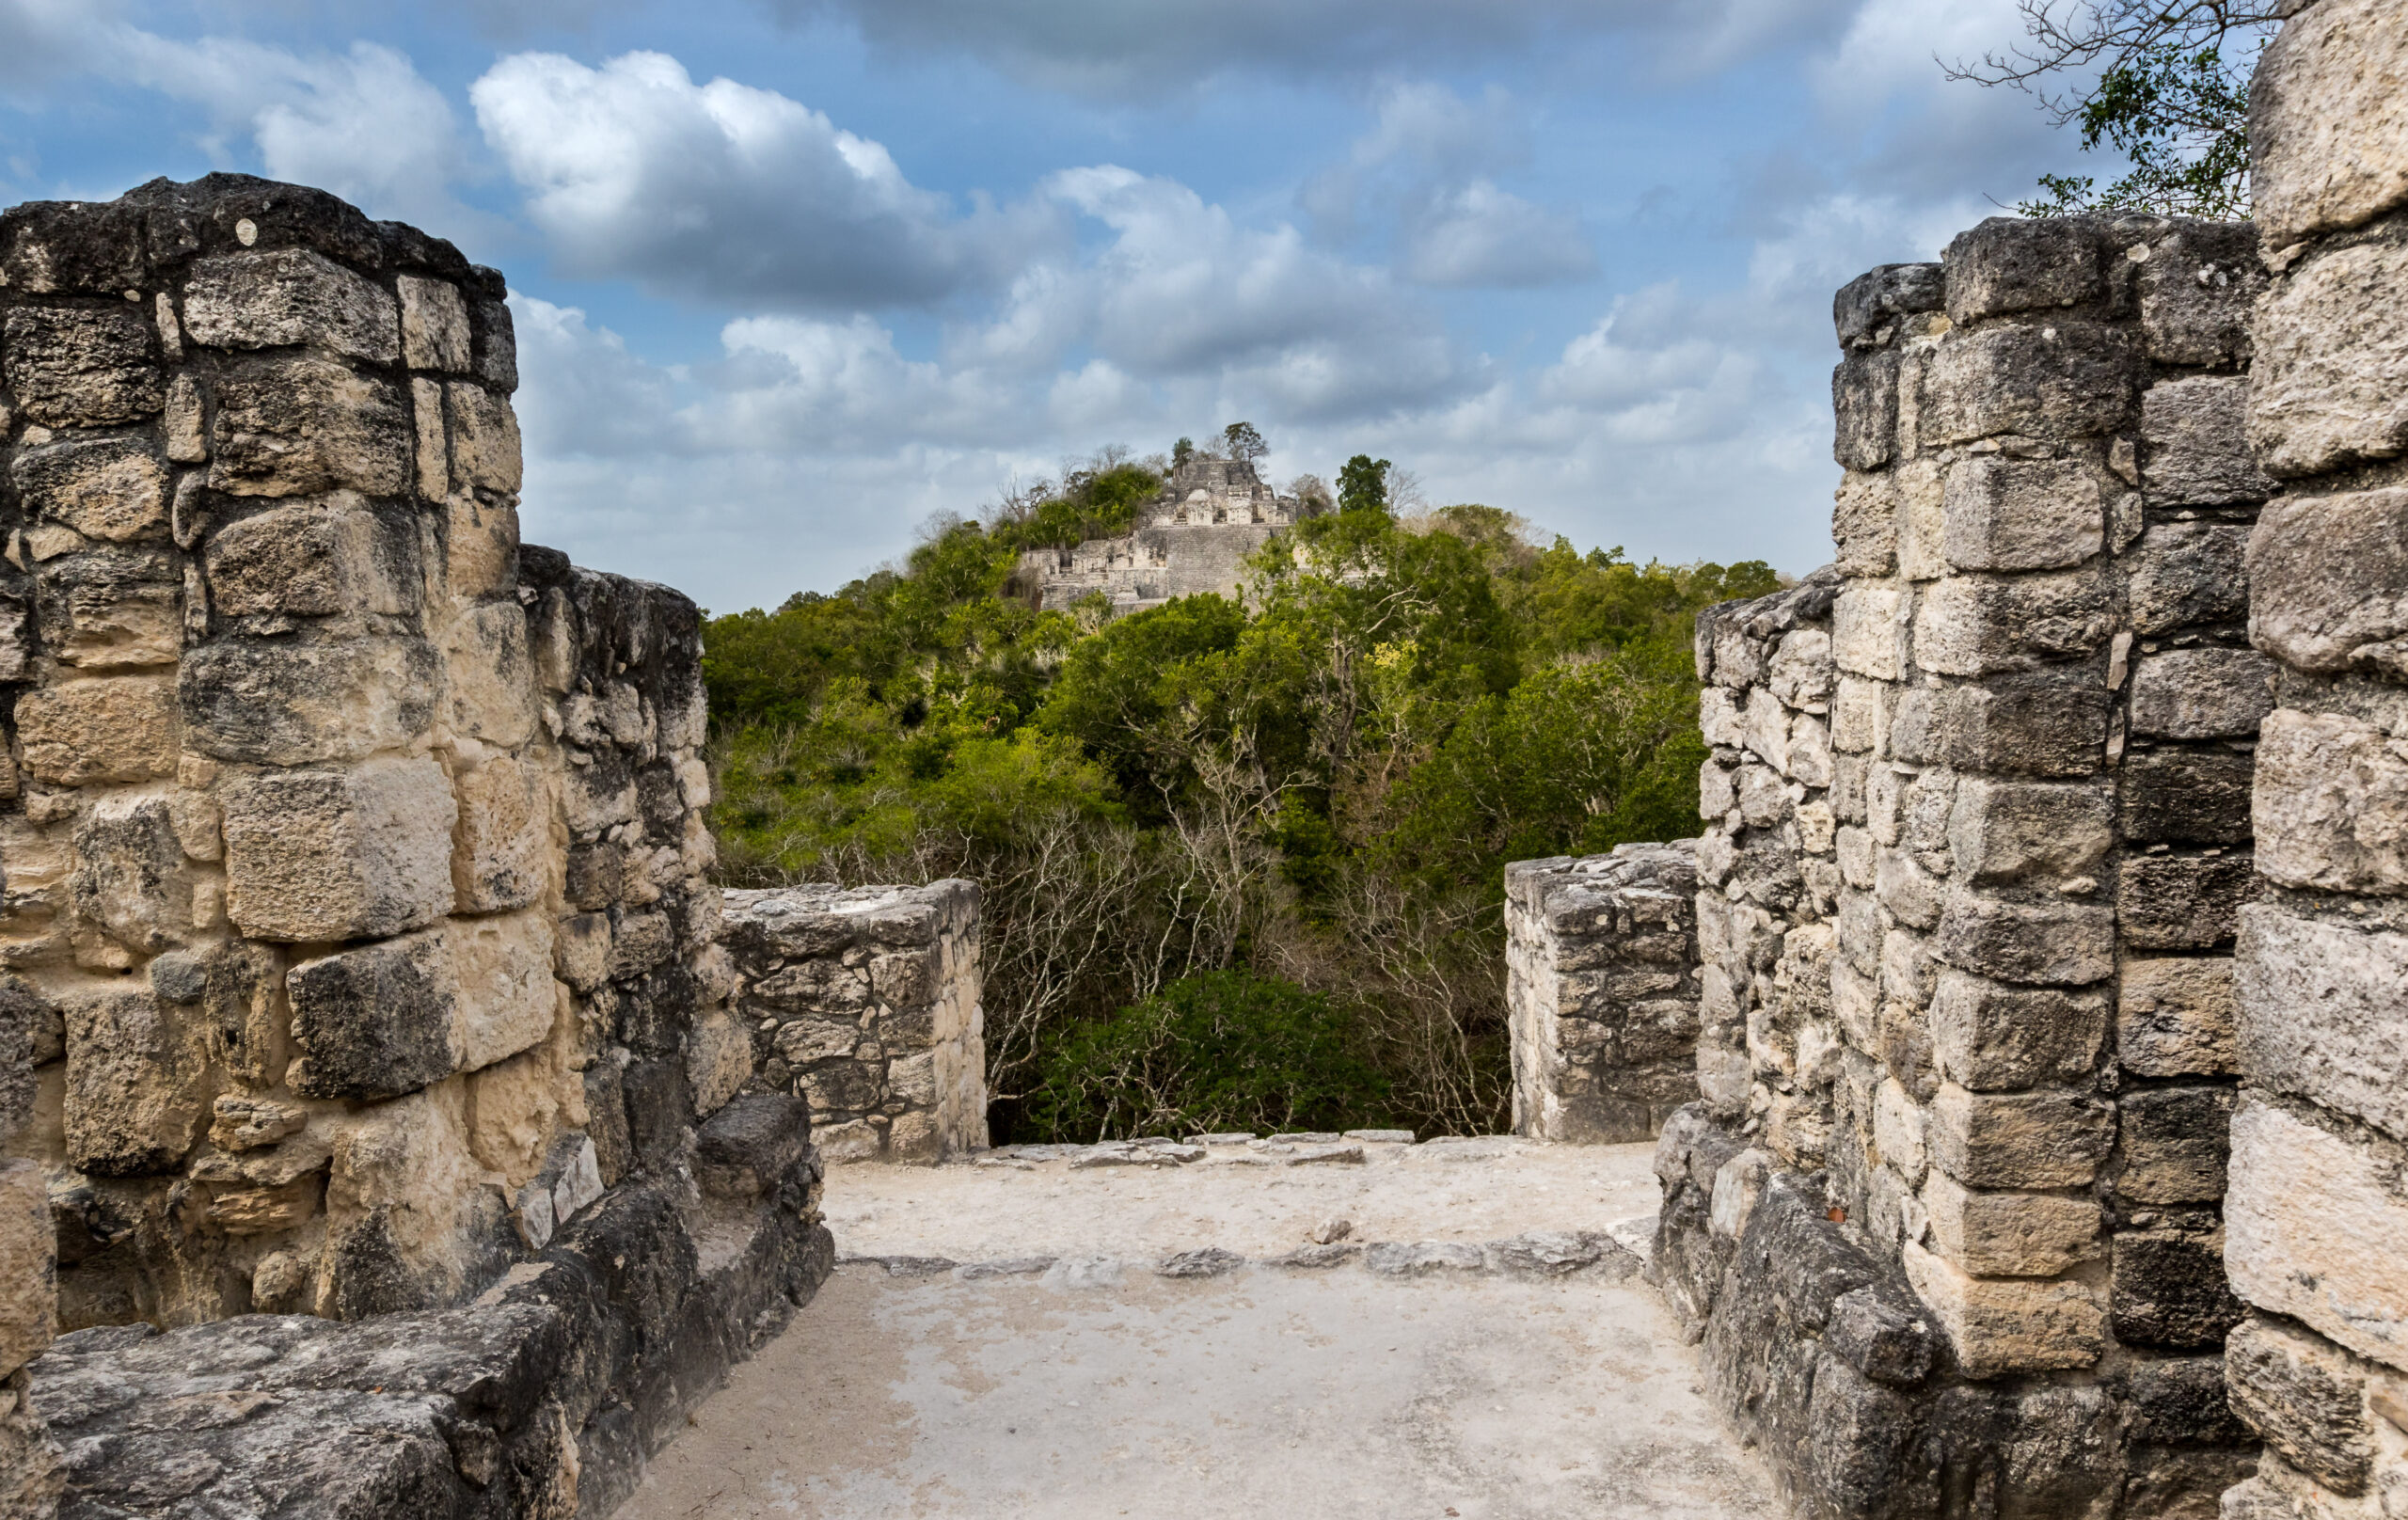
622 1140 1772 1520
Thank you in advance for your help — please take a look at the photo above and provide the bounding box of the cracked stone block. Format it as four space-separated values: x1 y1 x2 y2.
2126 647 2275 740
70 794 189 957
181 635 437 766
398 275 470 372
2253 709 2408 894
1917 322 2139 446
0 307 161 426
1938 455 2102 572
204 496 417 618
61 989 207 1176
1945 779 2111 885
1928 1083 2115 1190
447 381 522 497
9 434 168 543
221 756 457 942
695 1091 810 1198
288 930 460 1100
1921 1169 2100 1277
35 545 181 671
1928 972 2105 1091
180 247 399 364
2226 1100 2408 1370
208 353 410 499
450 912 557 1074
14 674 177 785
1934 890 2114 986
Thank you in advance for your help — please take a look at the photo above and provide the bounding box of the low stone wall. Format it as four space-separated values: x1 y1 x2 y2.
1655 206 2276 1516
2218 7 2408 1517
1504 843 1701 1143
724 881 986 1163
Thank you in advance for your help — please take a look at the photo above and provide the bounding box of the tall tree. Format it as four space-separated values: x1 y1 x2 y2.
1223 421 1268 462
1946 1 2280 219
1337 454 1391 515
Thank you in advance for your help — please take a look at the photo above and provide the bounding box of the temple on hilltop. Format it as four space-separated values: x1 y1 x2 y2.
1013 455 1325 613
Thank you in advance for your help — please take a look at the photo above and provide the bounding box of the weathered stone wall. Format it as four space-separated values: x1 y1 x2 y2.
1655 208 2277 1517
2220 6 2408 1516
0 174 829 1517
724 881 986 1163
1013 456 1321 613
1505 843 1702 1144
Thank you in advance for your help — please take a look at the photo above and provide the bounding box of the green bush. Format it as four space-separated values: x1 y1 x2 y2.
1024 970 1393 1142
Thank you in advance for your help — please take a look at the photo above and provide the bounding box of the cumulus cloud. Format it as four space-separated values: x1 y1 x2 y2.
472 51 1063 309
772 0 1838 98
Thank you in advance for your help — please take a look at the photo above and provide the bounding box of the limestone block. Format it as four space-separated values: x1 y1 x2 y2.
2129 520 2252 634
609 910 673 983
1832 471 1896 577
15 675 176 785
687 1005 752 1119
1938 456 2103 573
451 756 547 913
322 1082 486 1318
0 1160 54 1376
62 989 207 1175
2249 490 2408 675
1934 679 2111 778
207 354 410 499
1942 217 2103 325
1832 585 1905 680
2112 1226 2244 1351
2234 904 2408 1138
208 1094 307 1151
180 635 436 765
204 496 415 618
443 495 520 600
467 1050 579 1186
2226 1099 2408 1371
288 929 460 1100
451 912 557 1073
1 307 161 426
2117 1085 2233 1204
1946 779 2111 884
222 757 457 942
2121 748 2254 846
1930 972 2106 1092
1699 688 1743 748
1933 890 2114 986
1768 628 1832 713
1873 1078 1926 1184
552 911 610 993
439 601 537 747
1914 569 2112 676
694 1092 809 1198
397 276 470 371
10 434 168 542
1833 349 1899 470
1892 459 1946 582
165 373 203 461
2140 376 2275 507
1918 322 2139 446
448 382 522 497
2248 0 2408 245
2226 1315 2377 1496
36 544 182 671
2126 647 2276 740
1928 1083 2115 1189
2253 709 2408 893
410 376 445 499
180 248 399 364
2116 853 2252 951
1830 677 1888 757
1787 715 1833 787
2250 241 2408 477
1923 1169 2100 1277
2118 957 2237 1079
1901 1238 2107 1377
70 795 190 956
2132 220 2262 368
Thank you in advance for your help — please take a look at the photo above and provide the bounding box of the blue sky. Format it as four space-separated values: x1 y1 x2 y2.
1 0 2098 613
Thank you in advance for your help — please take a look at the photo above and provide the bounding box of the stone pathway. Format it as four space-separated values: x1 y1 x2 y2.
622 1136 1773 1520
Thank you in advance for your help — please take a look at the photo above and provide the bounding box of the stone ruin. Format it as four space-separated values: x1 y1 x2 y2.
1503 4 2408 1514
0 174 861 1519
1013 454 1323 613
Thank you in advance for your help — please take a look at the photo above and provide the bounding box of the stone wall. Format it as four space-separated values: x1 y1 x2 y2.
1505 843 1702 1144
1654 208 2277 1517
2219 5 2408 1516
1013 456 1321 613
724 881 986 1163
0 175 829 1517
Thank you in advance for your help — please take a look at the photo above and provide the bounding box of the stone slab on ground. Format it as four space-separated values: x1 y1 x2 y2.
620 1139 1773 1520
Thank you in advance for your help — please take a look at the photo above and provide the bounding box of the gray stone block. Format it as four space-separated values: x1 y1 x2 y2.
1919 322 2139 446
1935 678 2111 777
1927 1084 2116 1189
2234 904 2408 1137
1834 349 1900 470
1946 778 2112 884
2246 488 2408 674
182 247 400 364
1929 972 2106 1091
2117 956 2237 1079
2111 1227 2244 1350
181 635 438 766
1833 261 1944 348
2130 218 2263 368
221 756 457 942
1933 889 2114 986
694 1092 812 1198
2129 520 2252 633
2115 852 2253 950
2126 647 2275 739
2118 748 2253 846
0 308 162 427
2225 1315 2375 1495
1941 217 2104 325
2141 376 2276 506
2117 1085 2234 1204
287 930 461 1100
207 353 411 499
1938 455 2103 572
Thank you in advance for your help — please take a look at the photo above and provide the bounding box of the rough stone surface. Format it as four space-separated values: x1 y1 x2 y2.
2248 0 2408 244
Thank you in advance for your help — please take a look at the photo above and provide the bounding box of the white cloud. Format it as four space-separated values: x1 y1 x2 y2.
1399 180 1593 287
471 51 1063 309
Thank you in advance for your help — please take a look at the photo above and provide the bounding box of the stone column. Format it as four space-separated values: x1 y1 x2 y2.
2221 6 2408 1516
723 880 987 1163
1505 842 1702 1144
